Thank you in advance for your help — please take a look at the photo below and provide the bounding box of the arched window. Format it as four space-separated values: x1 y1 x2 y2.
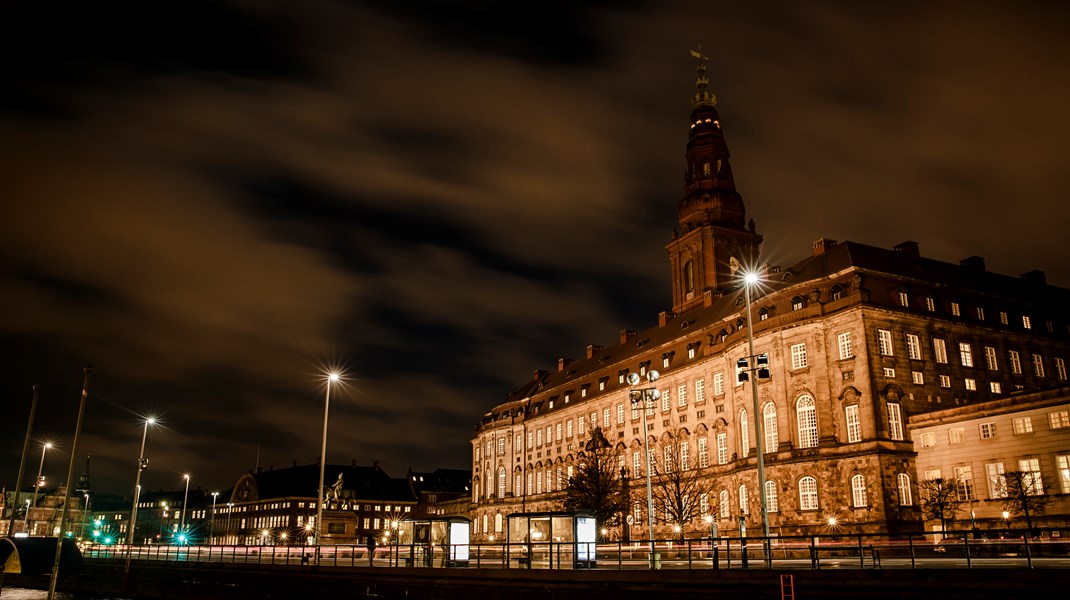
799 476 819 510
763 403 778 454
515 472 523 497
791 296 805 311
495 512 503 533
739 484 749 515
497 467 506 499
851 474 867 507
759 306 770 321
718 329 728 343
719 490 730 519
473 481 480 501
897 473 913 506
796 395 818 448
739 409 750 457
765 480 779 512
684 260 695 293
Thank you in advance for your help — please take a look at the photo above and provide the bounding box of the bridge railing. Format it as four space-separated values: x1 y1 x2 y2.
81 527 1070 570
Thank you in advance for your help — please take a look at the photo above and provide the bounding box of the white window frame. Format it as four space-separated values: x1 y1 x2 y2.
877 329 894 356
1009 350 1022 374
838 332 853 360
698 436 709 468
959 342 973 367
790 343 808 370
716 432 728 465
851 474 867 507
845 404 861 443
799 477 819 511
906 334 922 360
934 338 948 364
796 395 818 448
739 409 750 457
888 403 904 441
897 473 913 506
763 403 778 453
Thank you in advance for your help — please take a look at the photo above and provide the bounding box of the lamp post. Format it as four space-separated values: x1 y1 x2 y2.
315 372 340 564
128 417 155 546
8 385 39 537
226 503 234 545
179 474 191 543
742 271 771 558
81 493 90 540
627 370 661 569
210 492 219 544
28 442 52 535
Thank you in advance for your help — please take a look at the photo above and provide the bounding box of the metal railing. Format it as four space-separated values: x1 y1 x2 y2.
81 528 1070 570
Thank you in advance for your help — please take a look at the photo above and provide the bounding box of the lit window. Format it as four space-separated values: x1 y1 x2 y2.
796 395 818 448
680 442 689 470
965 378 977 391
567 420 573 438
1033 354 1045 377
838 332 853 359
1012 417 1033 435
912 371 924 385
878 329 894 355
851 474 868 507
764 480 778 512
1019 458 1043 495
603 408 611 428
951 302 961 316
979 422 996 439
977 307 985 320
939 374 951 388
925 297 935 311
954 465 974 501
999 311 1008 324
1022 315 1032 329
617 404 624 424
719 490 729 519
1009 350 1022 374
986 463 1006 498
845 405 861 443
1057 455 1070 494
790 343 808 370
1049 410 1069 429
889 403 904 441
959 343 973 367
792 296 804 311
883 367 896 378
990 381 1001 394
1056 358 1067 380
933 339 948 363
799 477 819 511
899 292 909 307
984 346 998 370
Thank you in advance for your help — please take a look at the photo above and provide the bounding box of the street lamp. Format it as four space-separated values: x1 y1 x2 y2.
27 442 53 535
627 369 660 569
179 474 191 543
128 417 155 546
741 270 771 554
315 372 341 564
210 492 219 544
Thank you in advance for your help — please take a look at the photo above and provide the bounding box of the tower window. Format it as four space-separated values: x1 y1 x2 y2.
684 261 695 294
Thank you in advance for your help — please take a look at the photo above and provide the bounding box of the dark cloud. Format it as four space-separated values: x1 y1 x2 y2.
1 0 1067 496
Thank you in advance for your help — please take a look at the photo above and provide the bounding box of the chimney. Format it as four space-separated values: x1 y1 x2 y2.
703 290 716 307
893 241 920 258
557 357 573 372
959 256 986 272
533 369 548 381
812 238 837 256
658 311 674 327
620 329 637 344
1021 270 1047 285
586 344 603 359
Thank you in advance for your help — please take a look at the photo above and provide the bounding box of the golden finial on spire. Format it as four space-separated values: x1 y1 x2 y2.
689 45 716 108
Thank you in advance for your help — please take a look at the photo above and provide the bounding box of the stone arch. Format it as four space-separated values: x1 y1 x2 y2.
838 385 862 402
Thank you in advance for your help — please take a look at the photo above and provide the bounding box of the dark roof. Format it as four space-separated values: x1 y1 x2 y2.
407 468 471 495
240 462 416 503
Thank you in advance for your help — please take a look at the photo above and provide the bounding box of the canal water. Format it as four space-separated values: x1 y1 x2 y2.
0 588 128 600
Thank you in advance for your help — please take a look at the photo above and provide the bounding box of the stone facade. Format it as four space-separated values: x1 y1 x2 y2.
468 59 1070 540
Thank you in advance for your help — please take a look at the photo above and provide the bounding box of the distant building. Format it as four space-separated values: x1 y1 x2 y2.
1 485 92 539
911 386 1070 531
407 468 471 519
469 55 1070 539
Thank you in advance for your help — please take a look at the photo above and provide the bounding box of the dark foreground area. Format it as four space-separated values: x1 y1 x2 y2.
5 559 1070 600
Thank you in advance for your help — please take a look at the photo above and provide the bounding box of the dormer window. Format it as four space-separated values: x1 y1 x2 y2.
618 370 628 384
759 307 770 321
831 285 843 301
599 377 608 391
718 329 728 343
687 343 697 359
791 296 804 311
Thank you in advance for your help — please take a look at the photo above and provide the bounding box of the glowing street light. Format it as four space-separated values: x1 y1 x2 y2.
128 417 156 546
627 369 661 568
314 371 341 564
740 269 771 562
27 442 53 534
210 492 219 544
179 474 191 541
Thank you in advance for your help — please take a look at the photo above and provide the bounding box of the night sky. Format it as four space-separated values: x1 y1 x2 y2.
2 1 1068 498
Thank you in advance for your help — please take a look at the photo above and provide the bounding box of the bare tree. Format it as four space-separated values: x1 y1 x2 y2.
919 478 962 532
999 470 1052 531
562 427 627 527
649 429 717 536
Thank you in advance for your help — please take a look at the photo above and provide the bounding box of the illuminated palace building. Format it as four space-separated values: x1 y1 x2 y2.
468 58 1070 539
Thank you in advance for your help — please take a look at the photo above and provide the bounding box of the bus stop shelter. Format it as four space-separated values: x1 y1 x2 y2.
506 511 597 569
396 516 470 567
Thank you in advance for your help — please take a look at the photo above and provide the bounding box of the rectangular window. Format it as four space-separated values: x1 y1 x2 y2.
883 367 896 378
1032 354 1045 377
556 424 562 441
979 422 996 439
959 342 973 367
1057 358 1067 380
498 437 505 455
1019 458 1043 495
926 297 935 312
537 429 543 447
954 465 974 501
838 332 853 359
603 408 611 428
965 378 977 391
716 432 728 465
660 392 670 412
934 339 948 364
1049 410 1069 429
986 462 1006 498
990 381 1002 394
1012 417 1033 434
907 334 922 360
632 451 642 477
939 374 951 388
899 292 909 307
617 404 624 424
713 372 724 396
698 436 709 468
567 420 573 438
912 371 924 384
878 329 894 356
977 307 985 320
951 302 961 316
695 379 705 403
924 468 942 481
791 343 808 369
677 384 687 407
631 402 639 420
1009 350 1022 374
999 311 1008 324
948 427 965 444
985 346 998 370
680 442 689 470
1057 455 1070 494
845 405 861 443
889 403 904 441
578 417 585 435
1022 315 1032 329
917 431 935 448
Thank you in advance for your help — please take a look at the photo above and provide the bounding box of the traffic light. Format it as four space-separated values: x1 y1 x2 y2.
756 354 770 379
736 358 749 382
